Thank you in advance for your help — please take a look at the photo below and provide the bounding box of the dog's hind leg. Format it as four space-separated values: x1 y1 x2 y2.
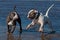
17 18 22 33
11 25 16 33
7 25 13 33
7 25 10 33
48 20 55 33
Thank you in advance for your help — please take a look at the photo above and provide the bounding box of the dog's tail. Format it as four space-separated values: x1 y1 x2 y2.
13 5 16 12
45 4 54 16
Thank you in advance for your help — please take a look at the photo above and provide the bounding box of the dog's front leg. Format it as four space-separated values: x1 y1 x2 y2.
26 21 35 30
11 25 16 33
39 23 44 32
17 18 22 33
7 25 11 33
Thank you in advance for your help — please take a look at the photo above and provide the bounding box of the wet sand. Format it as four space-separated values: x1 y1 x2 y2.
0 30 60 40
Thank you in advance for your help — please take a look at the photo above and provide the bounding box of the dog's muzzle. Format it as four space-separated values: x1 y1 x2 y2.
27 15 35 19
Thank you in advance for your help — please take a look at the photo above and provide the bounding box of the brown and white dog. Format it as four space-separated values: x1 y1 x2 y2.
6 6 22 33
26 4 55 32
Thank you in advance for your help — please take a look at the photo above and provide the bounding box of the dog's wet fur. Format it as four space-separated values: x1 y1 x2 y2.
6 6 22 33
26 4 55 32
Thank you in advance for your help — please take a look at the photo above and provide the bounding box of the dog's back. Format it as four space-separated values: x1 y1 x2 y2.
7 5 16 23
7 11 16 23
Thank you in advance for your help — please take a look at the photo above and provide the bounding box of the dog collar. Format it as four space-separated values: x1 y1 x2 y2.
35 12 40 19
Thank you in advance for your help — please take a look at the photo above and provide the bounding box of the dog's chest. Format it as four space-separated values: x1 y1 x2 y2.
38 16 44 23
8 20 13 25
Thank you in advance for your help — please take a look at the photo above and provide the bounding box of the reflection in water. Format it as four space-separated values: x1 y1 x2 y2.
7 33 22 40
40 33 45 40
7 33 15 40
6 32 60 40
41 33 50 40
40 32 60 40
17 33 22 40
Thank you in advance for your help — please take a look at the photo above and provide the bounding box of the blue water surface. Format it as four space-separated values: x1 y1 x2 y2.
0 1 60 40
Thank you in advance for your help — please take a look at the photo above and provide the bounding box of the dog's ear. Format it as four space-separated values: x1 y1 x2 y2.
31 10 38 15
27 9 38 19
34 10 38 13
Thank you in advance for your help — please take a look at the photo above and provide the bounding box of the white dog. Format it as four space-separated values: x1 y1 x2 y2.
26 4 55 32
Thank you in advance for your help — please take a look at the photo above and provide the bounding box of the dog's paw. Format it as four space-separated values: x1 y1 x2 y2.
50 31 56 34
7 32 12 34
20 30 22 33
38 29 43 32
26 28 28 30
38 30 43 32
26 26 29 30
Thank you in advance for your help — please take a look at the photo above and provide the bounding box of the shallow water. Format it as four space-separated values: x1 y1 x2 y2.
0 31 60 40
0 0 60 40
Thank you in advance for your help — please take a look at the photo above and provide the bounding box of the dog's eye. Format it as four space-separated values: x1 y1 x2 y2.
13 13 15 16
29 13 32 16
